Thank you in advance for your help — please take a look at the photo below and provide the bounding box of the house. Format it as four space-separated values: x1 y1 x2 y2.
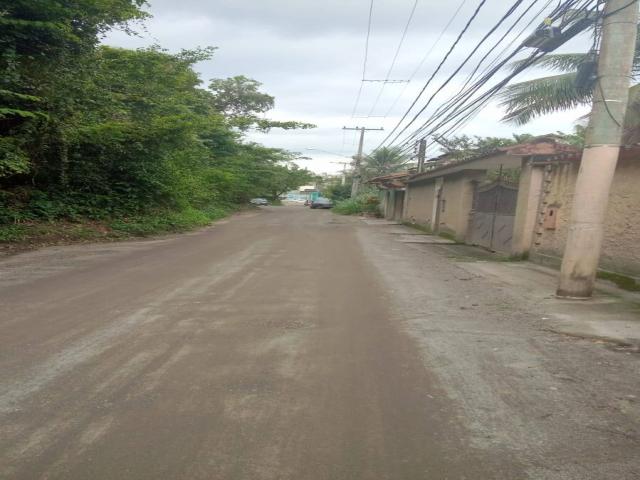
367 172 412 221
401 137 579 252
368 136 640 278
402 142 563 246
298 185 320 203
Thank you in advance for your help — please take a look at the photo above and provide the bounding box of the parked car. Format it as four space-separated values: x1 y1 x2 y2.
250 198 269 206
310 197 334 209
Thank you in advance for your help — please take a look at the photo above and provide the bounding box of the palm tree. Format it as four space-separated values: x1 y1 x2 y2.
362 147 410 179
500 25 640 141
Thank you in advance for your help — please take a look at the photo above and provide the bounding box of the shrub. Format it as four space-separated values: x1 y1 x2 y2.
333 195 380 216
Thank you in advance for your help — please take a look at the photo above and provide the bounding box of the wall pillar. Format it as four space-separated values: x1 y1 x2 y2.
512 158 544 257
432 177 444 233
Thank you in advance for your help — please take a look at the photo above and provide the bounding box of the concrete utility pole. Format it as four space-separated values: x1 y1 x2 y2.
343 126 384 197
557 0 639 298
330 161 350 185
416 138 427 173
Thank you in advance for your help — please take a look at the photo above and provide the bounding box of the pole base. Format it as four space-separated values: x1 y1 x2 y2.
555 289 593 300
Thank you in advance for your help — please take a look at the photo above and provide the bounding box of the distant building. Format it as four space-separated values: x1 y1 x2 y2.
285 185 320 202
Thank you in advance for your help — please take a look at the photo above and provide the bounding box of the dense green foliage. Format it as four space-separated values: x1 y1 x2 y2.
0 0 314 236
324 181 352 202
333 194 380 216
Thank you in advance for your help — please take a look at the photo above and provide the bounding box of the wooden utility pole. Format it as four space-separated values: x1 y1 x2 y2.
416 138 427 173
343 126 384 197
557 0 639 298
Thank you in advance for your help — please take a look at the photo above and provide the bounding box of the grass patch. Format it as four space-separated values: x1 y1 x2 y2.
0 224 30 242
597 270 640 292
0 204 233 251
109 206 230 236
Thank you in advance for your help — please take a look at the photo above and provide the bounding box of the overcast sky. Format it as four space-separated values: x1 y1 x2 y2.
105 0 591 174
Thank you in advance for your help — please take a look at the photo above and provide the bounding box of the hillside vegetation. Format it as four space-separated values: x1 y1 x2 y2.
0 1 314 243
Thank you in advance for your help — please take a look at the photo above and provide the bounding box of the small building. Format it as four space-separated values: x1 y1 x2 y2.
298 185 320 202
367 172 411 221
404 146 525 245
403 137 579 251
368 137 640 278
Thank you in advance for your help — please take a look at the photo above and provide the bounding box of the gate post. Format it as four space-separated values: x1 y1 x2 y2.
512 158 544 257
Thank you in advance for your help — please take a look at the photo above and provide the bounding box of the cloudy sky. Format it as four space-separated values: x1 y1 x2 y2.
106 0 591 174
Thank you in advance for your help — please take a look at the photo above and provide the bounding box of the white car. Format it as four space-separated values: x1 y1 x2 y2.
250 198 269 206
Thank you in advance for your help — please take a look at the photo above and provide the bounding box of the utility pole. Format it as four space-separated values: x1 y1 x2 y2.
329 161 350 185
557 0 639 298
416 138 427 173
343 126 384 197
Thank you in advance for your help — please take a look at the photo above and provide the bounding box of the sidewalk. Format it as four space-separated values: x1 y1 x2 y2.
371 219 640 349
459 260 640 349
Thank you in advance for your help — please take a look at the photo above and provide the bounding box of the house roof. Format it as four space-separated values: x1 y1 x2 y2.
366 171 411 190
408 137 581 183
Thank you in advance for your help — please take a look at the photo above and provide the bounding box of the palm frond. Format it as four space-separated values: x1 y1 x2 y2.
510 53 589 74
499 72 593 125
363 146 409 177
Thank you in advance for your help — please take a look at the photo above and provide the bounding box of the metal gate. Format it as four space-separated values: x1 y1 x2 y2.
468 181 518 253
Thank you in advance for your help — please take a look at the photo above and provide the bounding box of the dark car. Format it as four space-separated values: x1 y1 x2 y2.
310 197 333 209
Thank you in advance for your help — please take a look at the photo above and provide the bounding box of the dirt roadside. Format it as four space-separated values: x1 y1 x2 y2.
359 220 640 479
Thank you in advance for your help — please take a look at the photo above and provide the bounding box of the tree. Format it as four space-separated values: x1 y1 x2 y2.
262 164 315 201
209 75 315 132
209 76 274 119
0 1 314 227
324 181 352 202
363 147 409 179
0 0 148 180
433 134 518 160
433 132 583 161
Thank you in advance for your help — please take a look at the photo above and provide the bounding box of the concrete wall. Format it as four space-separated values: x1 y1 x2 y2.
404 172 480 240
438 173 479 240
404 180 436 227
530 153 640 277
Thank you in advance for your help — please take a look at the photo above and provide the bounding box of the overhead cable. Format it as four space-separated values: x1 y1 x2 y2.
351 0 376 118
366 0 420 117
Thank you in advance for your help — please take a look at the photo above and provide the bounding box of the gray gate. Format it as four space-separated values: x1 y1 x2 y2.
469 181 518 253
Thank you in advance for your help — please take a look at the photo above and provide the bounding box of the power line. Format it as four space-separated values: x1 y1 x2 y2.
384 0 470 119
390 0 598 153
375 0 490 148
385 0 533 149
351 0 376 118
366 0 420 117
393 3 549 150
405 1 546 142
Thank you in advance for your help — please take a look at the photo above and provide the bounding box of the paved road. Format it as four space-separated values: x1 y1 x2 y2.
1 207 638 479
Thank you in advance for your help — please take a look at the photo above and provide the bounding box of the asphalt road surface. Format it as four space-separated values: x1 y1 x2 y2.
1 206 638 479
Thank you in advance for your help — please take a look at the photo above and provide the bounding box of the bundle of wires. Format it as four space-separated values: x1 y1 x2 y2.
372 0 604 158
